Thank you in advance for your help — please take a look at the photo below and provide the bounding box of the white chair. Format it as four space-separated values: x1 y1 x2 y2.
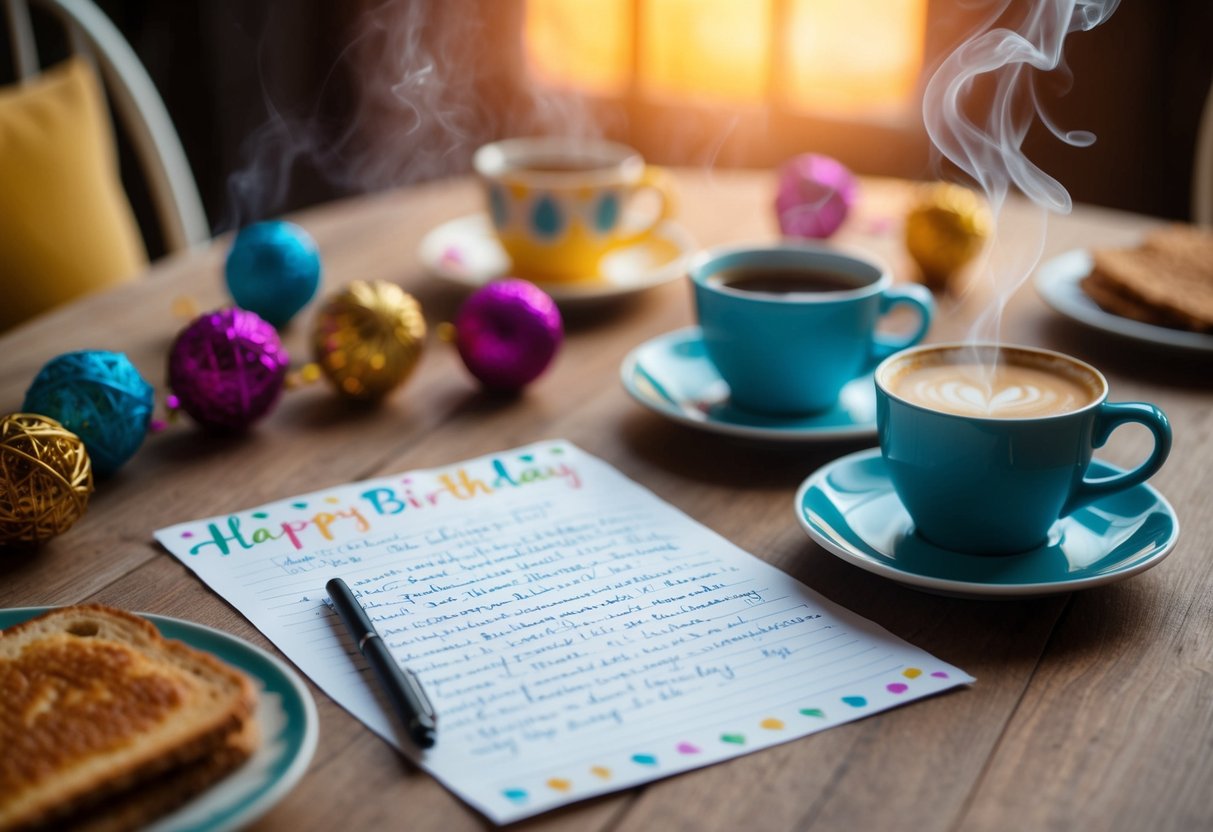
3 0 209 251
1195 80 1213 227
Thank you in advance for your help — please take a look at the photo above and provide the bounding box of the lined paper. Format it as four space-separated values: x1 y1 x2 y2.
156 441 972 823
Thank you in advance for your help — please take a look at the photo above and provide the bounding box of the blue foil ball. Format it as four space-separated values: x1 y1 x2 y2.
225 220 322 328
22 350 155 477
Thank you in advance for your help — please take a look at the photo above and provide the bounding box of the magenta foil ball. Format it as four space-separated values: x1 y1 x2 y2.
774 154 858 239
168 308 290 430
454 280 563 391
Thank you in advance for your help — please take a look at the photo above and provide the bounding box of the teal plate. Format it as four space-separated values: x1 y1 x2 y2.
0 608 318 831
795 448 1180 598
621 327 878 442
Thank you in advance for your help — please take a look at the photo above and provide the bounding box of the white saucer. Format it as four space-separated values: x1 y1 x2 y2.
795 448 1180 598
620 327 877 442
419 214 696 305
1034 249 1213 353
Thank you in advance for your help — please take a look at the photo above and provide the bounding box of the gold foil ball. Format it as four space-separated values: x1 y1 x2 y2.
905 183 991 291
0 413 93 547
311 280 426 402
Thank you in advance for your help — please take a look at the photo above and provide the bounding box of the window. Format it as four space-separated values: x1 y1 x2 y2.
525 0 928 120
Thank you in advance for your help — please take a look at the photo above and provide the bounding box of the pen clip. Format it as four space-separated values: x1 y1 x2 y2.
402 667 437 723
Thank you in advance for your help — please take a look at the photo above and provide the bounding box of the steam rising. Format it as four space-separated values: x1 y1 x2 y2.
223 1 604 231
922 0 1120 346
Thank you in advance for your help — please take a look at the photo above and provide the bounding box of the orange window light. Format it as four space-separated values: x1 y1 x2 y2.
525 0 633 96
524 0 927 115
783 0 927 116
639 0 773 105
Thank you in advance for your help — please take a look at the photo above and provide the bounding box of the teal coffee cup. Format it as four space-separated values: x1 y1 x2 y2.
875 343 1172 555
690 242 934 414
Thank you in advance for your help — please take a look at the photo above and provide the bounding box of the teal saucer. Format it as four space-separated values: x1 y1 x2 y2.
795 448 1180 598
620 327 877 441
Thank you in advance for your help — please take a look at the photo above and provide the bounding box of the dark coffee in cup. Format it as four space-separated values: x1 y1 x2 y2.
708 266 861 295
508 158 614 174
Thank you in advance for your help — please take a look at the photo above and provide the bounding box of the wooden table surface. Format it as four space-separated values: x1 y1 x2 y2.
3 170 1211 832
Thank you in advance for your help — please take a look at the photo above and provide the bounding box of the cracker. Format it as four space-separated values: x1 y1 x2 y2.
1081 225 1213 332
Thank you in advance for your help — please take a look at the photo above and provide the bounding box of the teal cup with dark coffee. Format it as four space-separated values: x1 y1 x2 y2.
875 343 1172 555
690 242 934 414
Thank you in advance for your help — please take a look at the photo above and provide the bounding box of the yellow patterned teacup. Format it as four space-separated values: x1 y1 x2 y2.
472 137 675 282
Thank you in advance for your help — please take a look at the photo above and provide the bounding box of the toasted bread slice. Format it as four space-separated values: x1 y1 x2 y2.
0 606 256 832
56 717 260 832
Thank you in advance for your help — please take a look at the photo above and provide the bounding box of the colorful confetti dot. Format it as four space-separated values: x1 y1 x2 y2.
591 766 611 779
887 683 909 694
760 718 785 730
799 708 825 718
547 778 572 792
520 454 534 462
252 512 269 519
180 531 194 539
503 789 528 804
842 696 867 708
721 734 746 745
325 496 340 504
551 446 564 454
676 742 701 755
932 671 950 679
291 502 308 510
632 754 658 766
903 668 922 679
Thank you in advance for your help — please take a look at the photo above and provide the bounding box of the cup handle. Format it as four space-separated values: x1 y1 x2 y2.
869 284 935 365
1061 401 1172 516
612 166 676 247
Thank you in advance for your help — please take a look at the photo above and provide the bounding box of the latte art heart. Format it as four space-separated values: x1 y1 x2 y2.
909 378 1072 416
891 361 1095 417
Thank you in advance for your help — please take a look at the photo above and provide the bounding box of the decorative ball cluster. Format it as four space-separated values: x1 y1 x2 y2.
23 350 154 478
168 308 290 431
2 226 568 551
311 280 427 402
0 413 93 547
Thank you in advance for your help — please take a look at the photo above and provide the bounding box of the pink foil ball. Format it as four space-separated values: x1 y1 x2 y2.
774 154 858 239
168 308 290 430
454 280 563 391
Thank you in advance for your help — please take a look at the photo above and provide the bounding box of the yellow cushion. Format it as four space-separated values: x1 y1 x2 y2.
0 57 147 332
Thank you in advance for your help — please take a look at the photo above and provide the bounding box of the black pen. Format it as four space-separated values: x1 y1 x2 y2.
325 577 437 749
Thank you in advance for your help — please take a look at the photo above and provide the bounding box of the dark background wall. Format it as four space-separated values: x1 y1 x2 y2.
5 0 1210 257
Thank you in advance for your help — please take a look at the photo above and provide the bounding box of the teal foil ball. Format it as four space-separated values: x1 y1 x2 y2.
225 220 322 328
22 350 154 477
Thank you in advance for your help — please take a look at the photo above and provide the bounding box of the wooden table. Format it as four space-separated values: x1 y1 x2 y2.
3 171 1211 832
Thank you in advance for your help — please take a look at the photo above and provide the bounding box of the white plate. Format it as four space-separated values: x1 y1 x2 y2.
1034 249 1213 353
620 327 877 442
419 214 695 305
0 608 319 832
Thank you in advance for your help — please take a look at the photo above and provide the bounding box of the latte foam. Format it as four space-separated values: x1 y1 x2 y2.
886 351 1100 418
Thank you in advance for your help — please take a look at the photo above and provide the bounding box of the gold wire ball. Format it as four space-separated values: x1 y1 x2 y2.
904 183 991 292
311 280 427 402
0 413 94 548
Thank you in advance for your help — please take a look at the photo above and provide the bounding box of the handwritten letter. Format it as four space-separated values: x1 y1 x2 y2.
156 441 972 823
